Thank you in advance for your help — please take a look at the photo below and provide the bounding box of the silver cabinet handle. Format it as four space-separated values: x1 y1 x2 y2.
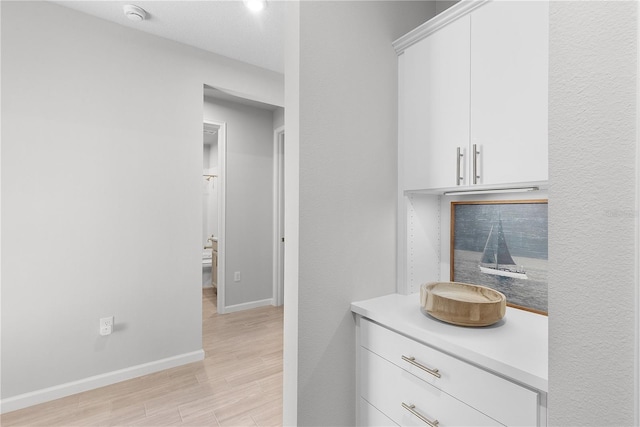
401 355 441 378
456 147 464 185
401 402 439 427
472 143 480 185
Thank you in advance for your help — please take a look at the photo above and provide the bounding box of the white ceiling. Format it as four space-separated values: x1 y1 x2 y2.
50 0 285 74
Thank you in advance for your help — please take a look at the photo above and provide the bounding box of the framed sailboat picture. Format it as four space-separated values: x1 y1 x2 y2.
450 200 548 315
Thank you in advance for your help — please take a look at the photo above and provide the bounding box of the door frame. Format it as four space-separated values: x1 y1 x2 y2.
204 119 227 315
272 126 285 306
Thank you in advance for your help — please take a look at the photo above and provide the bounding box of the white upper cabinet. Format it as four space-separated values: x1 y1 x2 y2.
470 0 549 186
401 15 471 190
397 0 549 192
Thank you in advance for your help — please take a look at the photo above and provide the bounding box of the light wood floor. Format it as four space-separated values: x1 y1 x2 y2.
1 288 284 426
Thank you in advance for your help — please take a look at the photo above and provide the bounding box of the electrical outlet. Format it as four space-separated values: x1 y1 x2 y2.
234 271 241 282
100 316 114 336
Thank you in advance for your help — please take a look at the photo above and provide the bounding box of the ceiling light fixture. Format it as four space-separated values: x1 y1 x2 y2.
123 5 147 22
244 0 267 13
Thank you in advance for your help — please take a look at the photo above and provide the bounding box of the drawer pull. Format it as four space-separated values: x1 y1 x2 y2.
401 355 441 378
401 402 439 427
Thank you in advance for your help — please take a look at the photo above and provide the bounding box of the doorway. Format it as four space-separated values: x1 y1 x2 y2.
203 87 284 315
203 120 226 314
201 87 285 422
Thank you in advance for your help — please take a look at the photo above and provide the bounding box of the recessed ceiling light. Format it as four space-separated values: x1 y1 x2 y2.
244 0 266 13
123 5 147 22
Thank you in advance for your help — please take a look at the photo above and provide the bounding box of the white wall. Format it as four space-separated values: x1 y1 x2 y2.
203 97 276 308
1 0 283 408
286 2 435 424
548 1 638 424
283 2 301 424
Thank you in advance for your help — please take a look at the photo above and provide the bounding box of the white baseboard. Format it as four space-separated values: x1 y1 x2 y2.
224 298 273 313
0 350 205 414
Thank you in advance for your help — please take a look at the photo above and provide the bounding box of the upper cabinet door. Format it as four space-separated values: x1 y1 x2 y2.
401 15 471 191
470 1 549 186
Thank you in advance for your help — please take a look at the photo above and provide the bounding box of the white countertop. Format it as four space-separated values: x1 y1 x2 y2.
351 293 548 392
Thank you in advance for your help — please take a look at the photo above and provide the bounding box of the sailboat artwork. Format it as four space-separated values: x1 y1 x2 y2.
479 219 528 280
451 200 548 314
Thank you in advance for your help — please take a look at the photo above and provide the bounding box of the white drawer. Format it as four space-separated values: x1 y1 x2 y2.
361 318 538 426
361 348 500 427
360 397 399 426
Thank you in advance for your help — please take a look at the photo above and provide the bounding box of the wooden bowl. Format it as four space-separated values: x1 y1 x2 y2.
420 282 506 327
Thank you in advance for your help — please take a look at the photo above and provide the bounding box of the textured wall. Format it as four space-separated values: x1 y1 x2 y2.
293 2 435 425
548 1 637 424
